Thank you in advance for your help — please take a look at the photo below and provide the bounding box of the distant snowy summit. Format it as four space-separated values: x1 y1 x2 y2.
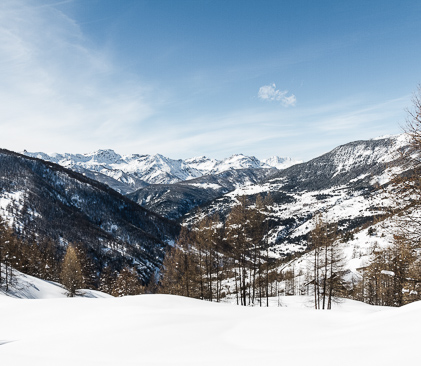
22 149 302 191
261 156 298 170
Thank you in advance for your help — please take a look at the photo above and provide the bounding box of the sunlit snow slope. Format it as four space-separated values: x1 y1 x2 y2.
0 268 111 299
0 294 419 366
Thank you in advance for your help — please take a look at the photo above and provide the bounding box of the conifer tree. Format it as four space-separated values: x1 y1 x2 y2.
99 266 117 295
74 243 98 289
111 267 144 297
361 237 421 306
60 245 84 297
159 227 198 298
159 245 182 295
0 222 19 292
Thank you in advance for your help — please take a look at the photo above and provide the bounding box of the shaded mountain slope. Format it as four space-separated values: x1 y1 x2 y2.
128 168 277 220
0 149 180 281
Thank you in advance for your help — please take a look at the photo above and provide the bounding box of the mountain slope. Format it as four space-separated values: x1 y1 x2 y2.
127 168 277 220
182 135 408 256
268 135 404 191
0 149 180 281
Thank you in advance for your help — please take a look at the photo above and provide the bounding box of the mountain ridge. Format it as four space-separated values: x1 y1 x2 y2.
0 148 180 281
23 150 301 194
182 134 409 257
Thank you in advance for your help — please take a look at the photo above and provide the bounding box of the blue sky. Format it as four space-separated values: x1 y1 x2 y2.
0 0 420 161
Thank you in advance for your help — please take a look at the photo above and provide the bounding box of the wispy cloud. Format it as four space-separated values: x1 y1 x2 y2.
0 0 157 153
313 96 409 132
258 83 296 107
137 95 407 160
0 1 409 163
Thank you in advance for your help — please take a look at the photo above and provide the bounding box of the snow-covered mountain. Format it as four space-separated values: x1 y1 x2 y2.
0 148 180 281
183 134 409 256
7 134 412 278
128 168 277 220
23 150 301 194
261 156 298 170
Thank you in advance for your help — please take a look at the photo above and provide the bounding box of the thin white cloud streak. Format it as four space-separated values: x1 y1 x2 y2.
313 97 409 132
124 95 407 160
0 0 156 153
0 1 409 162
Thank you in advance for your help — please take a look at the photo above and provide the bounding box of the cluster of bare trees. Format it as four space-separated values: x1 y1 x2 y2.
98 265 145 297
308 215 346 309
354 237 421 306
159 195 276 306
0 222 19 292
0 222 64 292
350 86 421 307
159 196 353 309
0 220 144 297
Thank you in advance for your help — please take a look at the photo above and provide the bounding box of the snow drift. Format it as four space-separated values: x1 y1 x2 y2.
0 293 419 366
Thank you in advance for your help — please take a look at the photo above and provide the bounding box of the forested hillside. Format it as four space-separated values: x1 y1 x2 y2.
0 149 180 294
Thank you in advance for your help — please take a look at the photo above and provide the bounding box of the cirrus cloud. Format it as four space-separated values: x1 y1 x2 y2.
258 83 296 107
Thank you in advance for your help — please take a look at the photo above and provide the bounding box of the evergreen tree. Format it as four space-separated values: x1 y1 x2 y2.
0 222 19 292
391 87 421 245
159 227 198 297
111 267 144 297
74 243 98 289
99 266 117 295
60 245 84 297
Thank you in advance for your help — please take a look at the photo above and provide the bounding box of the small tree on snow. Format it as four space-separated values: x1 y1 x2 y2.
60 245 84 297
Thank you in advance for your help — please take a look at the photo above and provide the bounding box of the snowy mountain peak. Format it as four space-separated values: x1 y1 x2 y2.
23 150 300 193
221 154 264 170
263 156 303 170
86 149 123 164
184 156 210 164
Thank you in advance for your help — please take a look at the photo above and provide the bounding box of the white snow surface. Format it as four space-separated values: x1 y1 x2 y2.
0 268 111 300
262 155 303 169
0 293 419 366
23 150 300 185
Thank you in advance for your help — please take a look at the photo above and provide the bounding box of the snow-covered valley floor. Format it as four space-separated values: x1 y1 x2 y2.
0 293 419 366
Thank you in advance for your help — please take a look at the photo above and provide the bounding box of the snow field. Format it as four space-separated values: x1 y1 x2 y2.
0 294 419 366
0 268 111 300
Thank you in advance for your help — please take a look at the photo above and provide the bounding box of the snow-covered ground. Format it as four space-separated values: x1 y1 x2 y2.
0 293 419 366
0 269 111 299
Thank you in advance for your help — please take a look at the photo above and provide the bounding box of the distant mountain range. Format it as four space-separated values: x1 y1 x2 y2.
182 134 407 257
0 134 410 284
23 150 301 194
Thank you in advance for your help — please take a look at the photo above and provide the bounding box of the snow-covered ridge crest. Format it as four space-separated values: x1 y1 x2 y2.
23 150 301 192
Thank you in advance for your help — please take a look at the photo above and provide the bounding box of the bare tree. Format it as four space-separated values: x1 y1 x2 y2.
309 215 344 309
391 86 421 244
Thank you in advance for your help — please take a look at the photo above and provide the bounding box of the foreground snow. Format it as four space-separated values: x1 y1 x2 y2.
0 294 419 366
0 269 111 299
